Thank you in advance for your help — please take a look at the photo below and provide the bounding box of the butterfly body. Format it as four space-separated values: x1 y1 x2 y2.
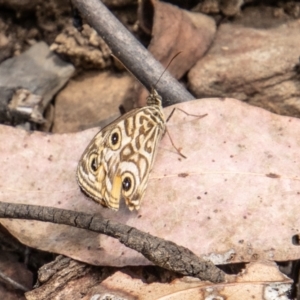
77 89 165 210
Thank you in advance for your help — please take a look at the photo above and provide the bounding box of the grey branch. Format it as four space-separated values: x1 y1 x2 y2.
71 0 195 106
0 201 225 283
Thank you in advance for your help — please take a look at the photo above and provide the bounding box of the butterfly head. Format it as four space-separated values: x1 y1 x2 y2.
146 88 162 107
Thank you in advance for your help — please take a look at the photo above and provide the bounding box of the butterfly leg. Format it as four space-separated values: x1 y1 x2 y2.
166 107 207 123
165 127 187 159
164 108 207 159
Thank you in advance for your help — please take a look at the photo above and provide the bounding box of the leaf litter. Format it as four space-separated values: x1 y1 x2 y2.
0 97 299 269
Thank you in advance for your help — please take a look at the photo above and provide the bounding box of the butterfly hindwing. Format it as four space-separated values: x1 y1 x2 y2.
77 95 165 210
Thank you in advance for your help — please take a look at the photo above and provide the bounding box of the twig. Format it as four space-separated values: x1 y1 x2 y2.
70 0 195 106
0 269 29 292
0 201 225 283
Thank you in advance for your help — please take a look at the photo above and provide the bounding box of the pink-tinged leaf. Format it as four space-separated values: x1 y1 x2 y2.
0 98 300 266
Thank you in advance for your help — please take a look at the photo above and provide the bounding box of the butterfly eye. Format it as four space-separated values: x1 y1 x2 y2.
121 172 135 196
109 127 121 150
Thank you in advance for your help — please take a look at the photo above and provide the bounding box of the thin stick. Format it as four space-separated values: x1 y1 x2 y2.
0 269 29 292
71 0 194 105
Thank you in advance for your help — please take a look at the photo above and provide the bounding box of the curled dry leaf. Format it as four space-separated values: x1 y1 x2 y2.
137 0 216 106
0 98 300 267
139 0 216 79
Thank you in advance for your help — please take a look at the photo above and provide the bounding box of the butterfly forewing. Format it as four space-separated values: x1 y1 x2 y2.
77 90 165 210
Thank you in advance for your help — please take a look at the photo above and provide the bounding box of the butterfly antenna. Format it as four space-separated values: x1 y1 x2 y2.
111 52 182 91
153 51 182 89
110 53 144 85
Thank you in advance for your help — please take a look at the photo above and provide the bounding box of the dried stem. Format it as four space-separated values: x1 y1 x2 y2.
0 201 225 283
70 0 195 106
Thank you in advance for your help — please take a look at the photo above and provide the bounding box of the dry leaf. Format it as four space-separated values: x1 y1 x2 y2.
0 98 300 267
137 0 216 106
140 0 216 78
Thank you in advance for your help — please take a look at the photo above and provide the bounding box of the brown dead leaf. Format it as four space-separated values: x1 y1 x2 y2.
1 98 300 267
140 0 216 78
137 0 216 105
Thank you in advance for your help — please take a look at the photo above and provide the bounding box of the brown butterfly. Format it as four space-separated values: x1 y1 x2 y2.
77 89 165 210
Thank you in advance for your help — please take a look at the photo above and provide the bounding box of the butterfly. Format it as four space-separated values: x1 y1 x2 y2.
76 88 166 210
